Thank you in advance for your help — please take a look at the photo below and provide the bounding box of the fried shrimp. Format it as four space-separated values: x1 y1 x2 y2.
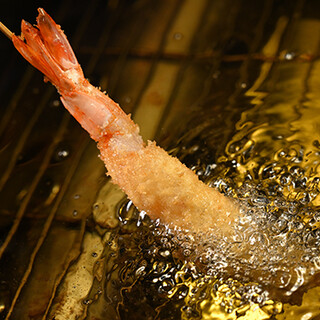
4 9 239 234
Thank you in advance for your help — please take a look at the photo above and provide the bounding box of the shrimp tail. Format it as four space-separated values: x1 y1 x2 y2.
12 8 83 92
11 8 141 143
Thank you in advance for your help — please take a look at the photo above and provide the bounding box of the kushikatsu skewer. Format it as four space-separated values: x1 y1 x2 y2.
0 22 13 40
0 9 239 234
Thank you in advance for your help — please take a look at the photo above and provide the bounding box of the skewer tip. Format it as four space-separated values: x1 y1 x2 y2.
0 21 14 40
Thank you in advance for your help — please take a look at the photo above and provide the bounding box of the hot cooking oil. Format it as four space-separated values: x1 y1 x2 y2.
81 18 320 319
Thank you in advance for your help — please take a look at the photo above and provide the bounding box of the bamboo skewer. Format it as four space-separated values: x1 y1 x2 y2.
0 22 13 40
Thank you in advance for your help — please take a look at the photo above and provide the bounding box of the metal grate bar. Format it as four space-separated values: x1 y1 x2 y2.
0 1 103 317
130 0 184 127
154 0 229 139
4 113 71 319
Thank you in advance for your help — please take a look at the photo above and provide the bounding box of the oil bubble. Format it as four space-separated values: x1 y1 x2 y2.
284 51 295 60
52 146 70 162
52 99 60 107
173 32 183 40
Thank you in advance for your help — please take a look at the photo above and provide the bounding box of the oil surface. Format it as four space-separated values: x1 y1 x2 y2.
83 67 320 319
82 45 320 318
